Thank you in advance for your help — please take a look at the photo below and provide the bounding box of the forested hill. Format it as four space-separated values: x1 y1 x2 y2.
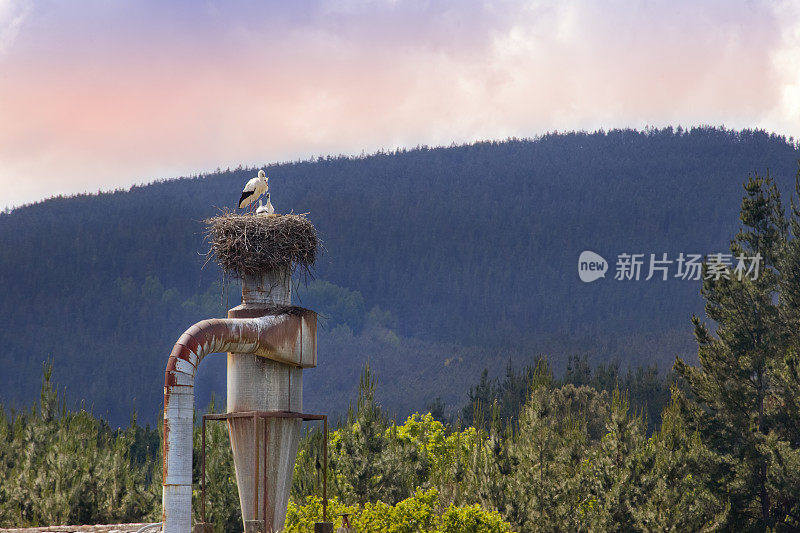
1 127 799 426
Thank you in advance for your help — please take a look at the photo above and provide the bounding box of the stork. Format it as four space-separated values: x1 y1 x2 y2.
265 193 275 215
238 170 268 212
255 194 275 216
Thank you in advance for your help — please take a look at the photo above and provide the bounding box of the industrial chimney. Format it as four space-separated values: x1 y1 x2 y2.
163 213 320 533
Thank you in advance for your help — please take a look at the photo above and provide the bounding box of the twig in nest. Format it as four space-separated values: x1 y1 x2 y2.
205 210 318 278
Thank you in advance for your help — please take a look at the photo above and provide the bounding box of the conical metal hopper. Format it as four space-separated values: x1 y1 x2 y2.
227 356 303 532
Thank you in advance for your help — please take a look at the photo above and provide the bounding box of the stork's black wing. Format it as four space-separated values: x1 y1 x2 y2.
238 191 253 208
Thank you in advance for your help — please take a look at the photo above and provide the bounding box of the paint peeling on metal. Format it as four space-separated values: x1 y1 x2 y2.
225 361 304 531
162 309 316 533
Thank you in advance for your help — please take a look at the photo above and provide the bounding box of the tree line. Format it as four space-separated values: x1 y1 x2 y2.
0 360 674 532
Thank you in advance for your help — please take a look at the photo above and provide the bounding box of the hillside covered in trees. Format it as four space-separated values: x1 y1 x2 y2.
1 127 799 426
3 170 800 531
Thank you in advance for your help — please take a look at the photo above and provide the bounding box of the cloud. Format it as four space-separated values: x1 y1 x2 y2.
0 0 30 54
762 0 800 139
0 0 798 209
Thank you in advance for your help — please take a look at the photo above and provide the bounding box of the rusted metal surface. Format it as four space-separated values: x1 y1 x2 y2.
162 310 316 533
241 270 291 307
226 358 303 413
227 305 314 319
162 484 191 532
253 416 259 522
224 310 317 368
204 411 326 420
243 521 265 533
163 313 316 391
202 412 328 533
226 356 302 533
262 417 268 525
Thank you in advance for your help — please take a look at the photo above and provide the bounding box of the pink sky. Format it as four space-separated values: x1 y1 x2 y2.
1 0 799 209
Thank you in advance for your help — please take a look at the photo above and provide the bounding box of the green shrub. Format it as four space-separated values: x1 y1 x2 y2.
285 488 515 533
437 503 513 533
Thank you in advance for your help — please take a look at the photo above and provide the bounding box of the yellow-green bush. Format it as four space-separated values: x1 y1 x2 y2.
284 488 515 533
284 496 357 533
354 488 438 532
438 503 513 533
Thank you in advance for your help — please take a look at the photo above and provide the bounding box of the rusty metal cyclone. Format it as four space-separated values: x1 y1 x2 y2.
162 311 316 533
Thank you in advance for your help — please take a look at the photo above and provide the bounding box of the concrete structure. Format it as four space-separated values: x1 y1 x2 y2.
163 265 316 532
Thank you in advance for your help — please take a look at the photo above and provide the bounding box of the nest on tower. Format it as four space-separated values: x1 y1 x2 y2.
205 211 318 277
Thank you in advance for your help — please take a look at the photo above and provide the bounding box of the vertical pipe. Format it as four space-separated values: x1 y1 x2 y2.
163 383 194 533
202 417 207 524
253 414 259 522
263 416 268 527
323 416 328 523
241 270 291 307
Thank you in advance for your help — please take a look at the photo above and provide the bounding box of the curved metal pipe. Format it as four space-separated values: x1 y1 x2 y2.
162 314 295 533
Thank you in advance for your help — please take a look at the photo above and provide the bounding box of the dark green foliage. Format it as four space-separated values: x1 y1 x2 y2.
426 397 447 424
2 128 799 426
327 365 431 506
0 340 772 532
675 168 800 530
458 377 726 531
0 363 161 527
0 358 720 531
627 400 727 531
0 358 710 530
192 397 242 533
299 280 366 332
463 355 673 434
0 367 244 531
290 359 726 532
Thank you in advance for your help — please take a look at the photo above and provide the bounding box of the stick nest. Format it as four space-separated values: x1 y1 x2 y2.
205 212 318 277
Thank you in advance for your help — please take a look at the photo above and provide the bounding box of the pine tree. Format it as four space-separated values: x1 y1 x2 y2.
628 400 727 530
329 364 412 506
675 171 800 529
512 382 599 532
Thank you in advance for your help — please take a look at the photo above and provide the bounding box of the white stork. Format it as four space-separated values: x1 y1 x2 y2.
255 199 267 215
255 194 275 216
238 170 268 212
265 193 275 215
